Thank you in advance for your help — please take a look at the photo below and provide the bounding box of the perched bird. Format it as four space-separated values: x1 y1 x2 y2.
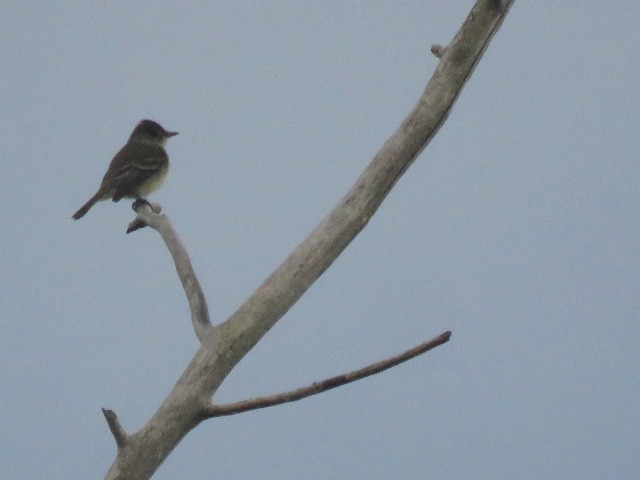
72 119 178 220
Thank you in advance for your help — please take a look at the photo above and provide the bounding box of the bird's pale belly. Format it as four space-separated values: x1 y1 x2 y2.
135 165 169 198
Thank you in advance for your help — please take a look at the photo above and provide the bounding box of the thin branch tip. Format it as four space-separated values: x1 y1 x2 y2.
101 407 128 448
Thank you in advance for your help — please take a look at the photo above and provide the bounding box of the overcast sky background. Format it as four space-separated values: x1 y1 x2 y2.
2 2 639 479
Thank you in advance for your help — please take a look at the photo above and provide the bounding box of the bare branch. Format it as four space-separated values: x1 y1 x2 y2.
105 2 515 478
131 203 216 346
212 0 514 378
101 408 128 449
204 331 451 417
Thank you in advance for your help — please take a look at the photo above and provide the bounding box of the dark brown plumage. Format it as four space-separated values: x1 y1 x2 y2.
72 120 178 220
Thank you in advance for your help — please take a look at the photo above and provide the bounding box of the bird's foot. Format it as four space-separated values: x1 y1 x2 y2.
132 198 152 212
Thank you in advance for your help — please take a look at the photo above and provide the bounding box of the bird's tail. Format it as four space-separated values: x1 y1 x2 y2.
72 193 102 220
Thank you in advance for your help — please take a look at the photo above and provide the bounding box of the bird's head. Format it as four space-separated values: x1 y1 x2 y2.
131 119 178 145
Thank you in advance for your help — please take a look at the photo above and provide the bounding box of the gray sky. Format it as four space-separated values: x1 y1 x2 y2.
2 2 639 479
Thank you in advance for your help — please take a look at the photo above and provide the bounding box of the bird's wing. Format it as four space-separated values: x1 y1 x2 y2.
101 143 168 201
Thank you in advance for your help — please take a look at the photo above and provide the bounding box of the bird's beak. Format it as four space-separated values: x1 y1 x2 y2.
165 131 179 137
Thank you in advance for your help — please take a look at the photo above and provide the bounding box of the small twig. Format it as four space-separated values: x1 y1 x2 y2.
101 408 128 448
203 330 452 418
431 44 446 58
126 202 162 233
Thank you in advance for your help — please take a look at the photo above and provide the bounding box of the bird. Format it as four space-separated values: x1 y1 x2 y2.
72 119 178 220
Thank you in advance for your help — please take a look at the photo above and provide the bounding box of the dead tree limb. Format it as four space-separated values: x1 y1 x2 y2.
104 1 515 478
203 331 451 417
